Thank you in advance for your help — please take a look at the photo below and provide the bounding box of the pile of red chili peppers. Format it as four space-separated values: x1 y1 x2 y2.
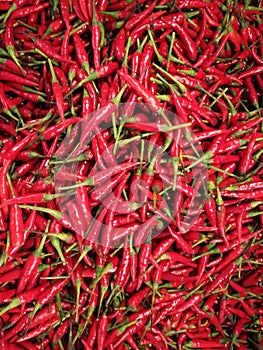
1 0 263 349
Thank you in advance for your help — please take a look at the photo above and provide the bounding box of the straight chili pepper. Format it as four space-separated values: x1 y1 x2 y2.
0 282 50 317
3 18 24 73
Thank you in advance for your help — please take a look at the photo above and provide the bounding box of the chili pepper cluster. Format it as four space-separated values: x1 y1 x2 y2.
1 0 263 349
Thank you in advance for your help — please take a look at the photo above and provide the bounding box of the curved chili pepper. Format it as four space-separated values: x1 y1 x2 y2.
119 71 162 115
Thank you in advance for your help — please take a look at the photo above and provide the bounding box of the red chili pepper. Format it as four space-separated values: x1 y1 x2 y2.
0 70 38 88
156 293 203 324
216 186 230 248
4 0 42 21
135 239 151 290
0 28 23 73
112 27 126 62
2 313 31 341
0 268 21 285
238 129 257 175
47 59 65 121
0 4 10 11
103 318 138 348
205 257 242 297
44 13 75 36
0 192 62 208
130 12 182 44
114 317 148 348
50 319 70 346
91 0 101 69
5 85 45 103
204 195 217 227
118 69 163 114
70 0 85 21
140 155 159 222
41 117 80 140
78 0 90 22
74 63 120 92
10 2 49 21
186 339 228 348
96 313 108 350
244 76 259 108
16 234 47 293
0 282 50 317
167 225 193 254
239 64 263 79
0 122 17 137
34 277 70 310
166 21 197 60
59 0 70 28
126 1 156 30
85 318 98 348
16 315 60 342
33 37 75 64
73 32 91 74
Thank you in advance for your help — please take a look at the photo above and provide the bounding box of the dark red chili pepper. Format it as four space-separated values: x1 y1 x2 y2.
204 195 217 227
78 0 90 22
0 122 17 137
6 185 24 258
129 243 138 284
244 76 259 108
103 319 138 348
0 3 11 11
153 237 174 259
44 14 75 36
139 155 158 222
74 63 120 92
